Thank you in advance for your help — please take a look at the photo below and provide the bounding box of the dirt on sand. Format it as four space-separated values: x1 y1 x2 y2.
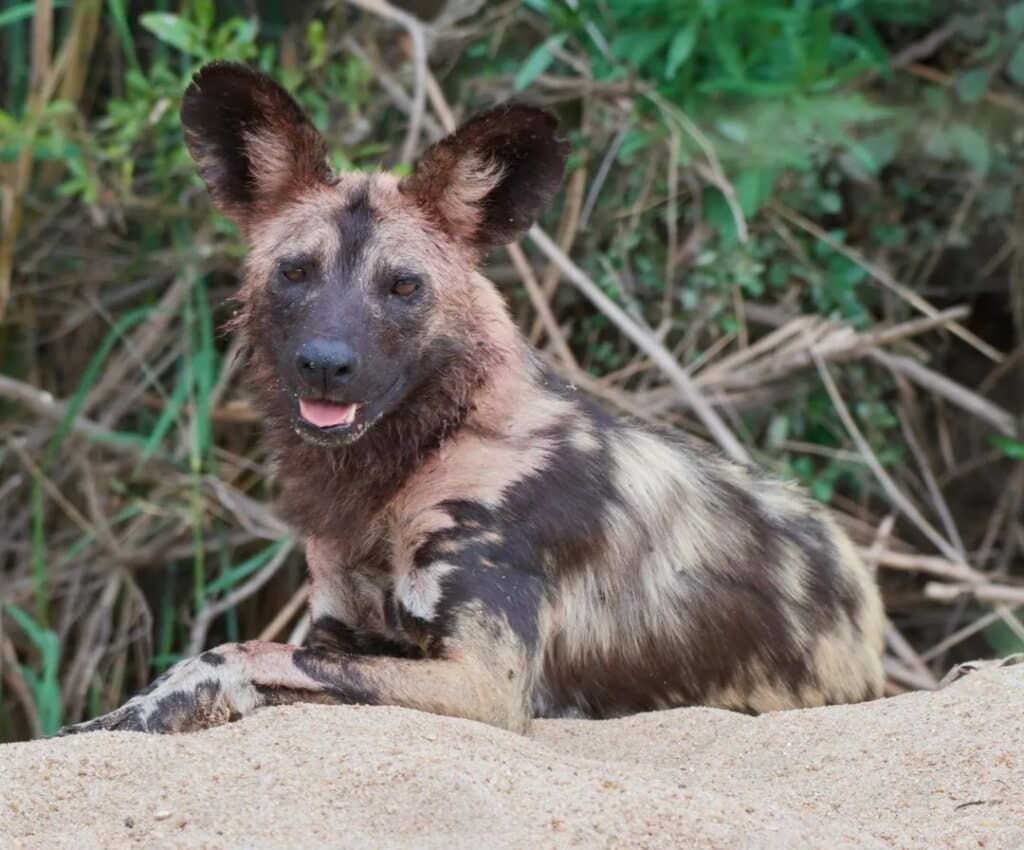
1 664 1021 849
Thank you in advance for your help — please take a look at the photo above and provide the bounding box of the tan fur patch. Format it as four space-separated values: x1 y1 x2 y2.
244 127 303 200
394 560 460 621
434 154 505 242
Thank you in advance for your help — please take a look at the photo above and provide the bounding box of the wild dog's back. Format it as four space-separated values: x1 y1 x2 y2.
528 388 885 717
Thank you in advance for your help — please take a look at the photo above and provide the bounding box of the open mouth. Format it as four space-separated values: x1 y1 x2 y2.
298 399 359 429
294 397 366 446
292 377 404 447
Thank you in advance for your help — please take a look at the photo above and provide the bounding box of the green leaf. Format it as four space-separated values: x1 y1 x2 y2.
618 126 654 162
3 603 62 734
613 28 672 68
192 0 215 32
1007 2 1024 32
948 122 990 173
701 187 739 245
983 619 1024 657
206 538 292 596
307 19 326 69
1008 44 1024 89
922 85 948 112
922 124 952 160
736 166 778 217
715 118 748 144
810 477 834 503
105 0 139 69
954 68 990 104
767 414 789 448
514 33 567 92
665 22 699 79
819 190 842 214
140 12 202 55
983 185 1014 217
850 128 900 175
139 365 190 466
992 434 1024 460
218 17 258 57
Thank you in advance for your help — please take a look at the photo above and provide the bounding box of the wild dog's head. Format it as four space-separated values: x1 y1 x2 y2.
181 62 567 449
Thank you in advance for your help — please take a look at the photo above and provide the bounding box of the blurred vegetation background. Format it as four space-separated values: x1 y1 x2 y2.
1 0 1023 742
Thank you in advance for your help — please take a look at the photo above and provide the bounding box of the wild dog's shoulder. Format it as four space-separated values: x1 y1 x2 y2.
384 374 618 582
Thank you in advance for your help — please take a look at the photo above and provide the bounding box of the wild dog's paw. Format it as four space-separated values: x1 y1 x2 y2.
57 702 149 735
939 653 1024 688
57 646 250 735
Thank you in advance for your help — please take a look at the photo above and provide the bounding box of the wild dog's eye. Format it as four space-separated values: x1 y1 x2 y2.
391 276 421 297
281 267 306 283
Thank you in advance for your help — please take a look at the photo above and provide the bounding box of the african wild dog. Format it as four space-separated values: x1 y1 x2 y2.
63 62 884 736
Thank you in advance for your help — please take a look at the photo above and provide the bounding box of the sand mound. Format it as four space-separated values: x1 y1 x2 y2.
1 664 1021 849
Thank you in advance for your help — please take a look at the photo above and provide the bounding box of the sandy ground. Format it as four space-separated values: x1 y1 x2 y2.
1 665 1021 850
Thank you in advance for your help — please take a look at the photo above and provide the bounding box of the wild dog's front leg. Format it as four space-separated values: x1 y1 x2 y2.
61 638 528 735
254 611 534 731
60 571 539 734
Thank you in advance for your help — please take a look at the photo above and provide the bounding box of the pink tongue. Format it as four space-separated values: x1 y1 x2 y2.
299 399 358 428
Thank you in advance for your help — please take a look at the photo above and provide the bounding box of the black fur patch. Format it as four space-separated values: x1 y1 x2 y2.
146 678 223 734
289 648 383 705
305 614 421 659
438 556 546 649
200 651 226 666
781 512 862 625
673 477 816 697
336 182 375 278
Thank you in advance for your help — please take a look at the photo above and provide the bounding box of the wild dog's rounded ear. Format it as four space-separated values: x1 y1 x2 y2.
400 103 569 249
180 62 333 225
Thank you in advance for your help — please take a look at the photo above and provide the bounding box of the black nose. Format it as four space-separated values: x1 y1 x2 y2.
295 339 358 393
